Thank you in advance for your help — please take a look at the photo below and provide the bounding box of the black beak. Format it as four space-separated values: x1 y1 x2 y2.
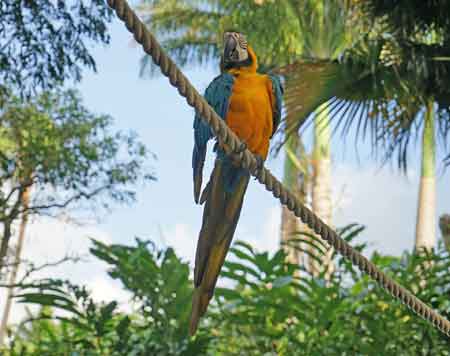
224 36 237 61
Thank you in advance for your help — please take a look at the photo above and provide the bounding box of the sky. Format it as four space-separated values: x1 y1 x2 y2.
2 12 450 327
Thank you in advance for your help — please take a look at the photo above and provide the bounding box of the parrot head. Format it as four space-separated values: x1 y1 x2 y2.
222 31 252 70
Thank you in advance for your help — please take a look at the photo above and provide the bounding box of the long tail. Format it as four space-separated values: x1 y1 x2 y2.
189 158 250 335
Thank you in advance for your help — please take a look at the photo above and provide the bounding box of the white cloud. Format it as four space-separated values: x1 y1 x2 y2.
262 205 282 253
86 276 132 313
331 162 450 256
163 223 197 266
237 205 281 255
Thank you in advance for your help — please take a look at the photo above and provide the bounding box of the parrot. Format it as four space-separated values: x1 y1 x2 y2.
189 31 284 335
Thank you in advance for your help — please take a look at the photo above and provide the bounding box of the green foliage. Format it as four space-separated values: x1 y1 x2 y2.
211 226 450 355
7 280 135 355
137 0 302 74
4 239 210 355
0 88 154 273
0 88 154 217
287 0 352 59
0 0 112 96
351 0 450 42
89 238 210 354
3 226 450 354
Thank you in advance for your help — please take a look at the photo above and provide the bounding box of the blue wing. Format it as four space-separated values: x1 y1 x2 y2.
268 74 284 137
192 73 234 203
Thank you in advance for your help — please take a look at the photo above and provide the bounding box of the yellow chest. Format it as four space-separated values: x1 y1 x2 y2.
226 72 273 158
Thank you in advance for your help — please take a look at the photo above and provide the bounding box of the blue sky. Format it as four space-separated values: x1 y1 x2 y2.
3 13 450 324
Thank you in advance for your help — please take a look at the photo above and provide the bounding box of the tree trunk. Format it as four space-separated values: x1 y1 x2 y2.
280 133 310 266
0 222 13 277
311 104 334 277
439 214 450 252
0 187 31 346
415 101 436 251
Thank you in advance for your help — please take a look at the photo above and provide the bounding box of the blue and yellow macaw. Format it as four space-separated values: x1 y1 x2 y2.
189 31 283 335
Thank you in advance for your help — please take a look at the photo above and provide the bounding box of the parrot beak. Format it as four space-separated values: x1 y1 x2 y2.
224 35 238 62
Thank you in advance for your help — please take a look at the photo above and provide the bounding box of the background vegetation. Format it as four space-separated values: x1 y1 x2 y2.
3 226 450 355
1 0 450 354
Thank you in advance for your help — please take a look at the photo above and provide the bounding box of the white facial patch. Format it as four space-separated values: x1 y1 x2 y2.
224 32 249 62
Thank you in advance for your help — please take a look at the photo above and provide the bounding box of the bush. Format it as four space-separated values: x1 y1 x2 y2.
3 225 450 355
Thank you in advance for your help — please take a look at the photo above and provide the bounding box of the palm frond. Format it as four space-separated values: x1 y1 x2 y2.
136 0 302 76
275 31 450 169
351 0 450 41
288 0 350 59
137 1 224 76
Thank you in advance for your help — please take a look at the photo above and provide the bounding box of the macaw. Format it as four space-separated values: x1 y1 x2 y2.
189 31 284 335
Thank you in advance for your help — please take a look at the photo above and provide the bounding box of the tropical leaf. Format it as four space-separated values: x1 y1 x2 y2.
275 6 450 169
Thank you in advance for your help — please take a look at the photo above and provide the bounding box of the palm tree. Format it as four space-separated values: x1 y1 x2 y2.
360 2 450 251
285 0 353 275
280 135 310 265
415 101 436 250
279 0 450 252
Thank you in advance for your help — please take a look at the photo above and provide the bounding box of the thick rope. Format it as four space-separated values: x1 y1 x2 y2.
106 0 450 338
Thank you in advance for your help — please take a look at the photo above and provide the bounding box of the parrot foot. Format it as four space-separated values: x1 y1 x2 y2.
235 141 247 154
253 155 265 178
230 141 247 167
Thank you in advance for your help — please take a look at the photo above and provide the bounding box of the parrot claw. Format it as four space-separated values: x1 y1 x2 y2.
235 141 247 154
230 141 247 167
199 181 210 205
253 155 264 178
